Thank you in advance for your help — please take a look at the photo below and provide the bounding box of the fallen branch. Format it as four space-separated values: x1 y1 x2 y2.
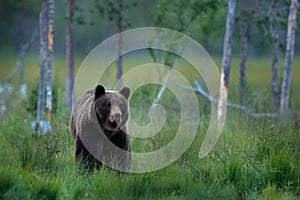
5 30 38 84
152 57 180 106
174 80 277 118
1 30 37 114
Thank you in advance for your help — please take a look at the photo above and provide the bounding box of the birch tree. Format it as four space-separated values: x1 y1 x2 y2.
37 0 48 124
46 0 54 122
94 0 136 87
280 0 298 117
254 0 289 111
65 0 75 113
116 0 123 86
269 0 285 111
239 0 248 105
218 0 236 123
35 0 54 133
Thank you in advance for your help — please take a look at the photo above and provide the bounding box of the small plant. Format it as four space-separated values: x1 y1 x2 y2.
25 80 61 117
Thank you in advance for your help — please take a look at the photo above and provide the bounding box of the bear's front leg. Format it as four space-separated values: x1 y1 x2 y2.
75 135 102 171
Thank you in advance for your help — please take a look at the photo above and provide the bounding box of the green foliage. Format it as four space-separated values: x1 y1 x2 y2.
16 134 61 174
129 84 182 152
34 180 59 200
236 0 290 51
74 0 137 28
153 0 225 33
1 85 300 199
0 56 300 199
94 0 137 28
0 168 59 200
149 0 227 63
24 79 62 117
0 171 16 197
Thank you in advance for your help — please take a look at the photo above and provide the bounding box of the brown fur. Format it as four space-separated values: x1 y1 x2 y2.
70 85 131 171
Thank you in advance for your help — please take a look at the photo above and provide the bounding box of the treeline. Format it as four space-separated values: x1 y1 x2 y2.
1 0 299 56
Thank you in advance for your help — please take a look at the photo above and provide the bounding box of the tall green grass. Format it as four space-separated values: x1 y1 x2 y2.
0 87 300 199
0 56 299 199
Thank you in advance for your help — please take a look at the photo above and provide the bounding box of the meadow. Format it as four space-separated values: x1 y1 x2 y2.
0 54 299 199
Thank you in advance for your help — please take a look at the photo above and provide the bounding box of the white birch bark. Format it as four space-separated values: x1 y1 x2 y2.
270 0 280 111
37 0 48 123
65 0 75 113
46 0 55 122
279 0 298 117
239 0 247 106
218 0 236 124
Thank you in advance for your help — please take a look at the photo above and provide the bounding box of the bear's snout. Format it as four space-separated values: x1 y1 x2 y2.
114 112 122 123
110 112 122 124
109 105 122 125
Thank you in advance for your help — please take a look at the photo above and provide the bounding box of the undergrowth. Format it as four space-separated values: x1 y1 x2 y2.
0 85 299 200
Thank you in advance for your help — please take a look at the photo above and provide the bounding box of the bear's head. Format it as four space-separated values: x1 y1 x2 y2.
94 85 130 136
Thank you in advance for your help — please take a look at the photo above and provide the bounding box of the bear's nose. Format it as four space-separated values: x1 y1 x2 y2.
114 112 122 123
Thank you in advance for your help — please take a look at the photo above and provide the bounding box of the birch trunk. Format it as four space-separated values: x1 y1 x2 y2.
46 0 55 122
279 0 298 117
37 0 48 123
116 0 123 87
270 0 280 112
239 0 247 105
65 0 75 113
102 17 110 89
19 51 25 91
218 0 236 124
271 28 280 111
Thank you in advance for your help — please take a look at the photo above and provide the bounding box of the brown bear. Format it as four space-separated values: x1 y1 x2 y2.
70 85 131 171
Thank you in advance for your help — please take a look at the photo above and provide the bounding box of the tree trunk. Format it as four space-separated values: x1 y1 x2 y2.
46 0 55 122
279 0 298 117
271 28 280 111
37 0 48 123
102 16 110 89
65 0 75 113
239 0 248 105
270 0 280 112
116 0 123 87
19 50 25 91
218 0 236 124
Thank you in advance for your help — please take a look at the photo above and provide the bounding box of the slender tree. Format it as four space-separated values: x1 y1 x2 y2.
46 0 54 122
93 0 136 87
35 0 54 133
103 17 110 89
65 0 75 113
218 0 236 123
280 0 298 117
37 0 48 124
253 0 290 111
150 0 221 98
116 0 123 86
239 0 248 105
270 0 281 111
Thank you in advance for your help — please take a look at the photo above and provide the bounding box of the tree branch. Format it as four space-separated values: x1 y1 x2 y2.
174 80 277 118
5 30 38 84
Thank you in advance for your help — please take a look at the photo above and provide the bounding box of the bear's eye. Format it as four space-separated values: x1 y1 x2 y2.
106 103 111 109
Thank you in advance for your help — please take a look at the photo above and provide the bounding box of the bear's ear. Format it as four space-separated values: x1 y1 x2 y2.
119 87 130 99
95 85 105 99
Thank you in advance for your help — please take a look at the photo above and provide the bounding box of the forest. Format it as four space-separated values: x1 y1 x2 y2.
0 0 299 199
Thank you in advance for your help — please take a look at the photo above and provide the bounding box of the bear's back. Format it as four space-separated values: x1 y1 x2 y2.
70 89 94 138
